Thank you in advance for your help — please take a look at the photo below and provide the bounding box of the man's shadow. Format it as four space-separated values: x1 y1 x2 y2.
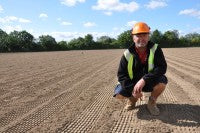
136 103 200 127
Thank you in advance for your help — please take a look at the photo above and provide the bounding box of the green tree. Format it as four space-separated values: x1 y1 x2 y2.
38 35 58 51
68 37 85 50
117 30 133 48
0 29 9 52
7 30 34 52
150 30 163 44
185 33 200 47
179 36 189 47
18 31 34 51
163 30 179 47
58 41 68 50
8 31 21 51
84 34 94 49
97 36 115 48
110 39 120 49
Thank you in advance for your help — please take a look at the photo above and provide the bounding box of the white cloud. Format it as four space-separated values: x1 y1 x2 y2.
3 25 22 33
60 0 85 7
83 22 96 27
50 32 83 41
0 16 17 23
27 29 34 34
92 0 139 15
104 11 112 16
0 5 3 13
61 21 72 26
145 0 167 9
56 18 72 26
179 9 200 19
126 21 137 27
192 27 200 33
49 31 119 41
0 16 31 23
19 18 31 23
39 13 48 18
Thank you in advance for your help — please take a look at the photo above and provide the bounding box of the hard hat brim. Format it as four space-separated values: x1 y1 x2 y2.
132 31 150 35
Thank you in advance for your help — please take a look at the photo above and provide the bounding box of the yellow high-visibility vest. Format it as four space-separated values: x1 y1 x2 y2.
124 44 158 80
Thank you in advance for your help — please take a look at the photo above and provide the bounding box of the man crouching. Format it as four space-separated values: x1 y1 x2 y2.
114 22 168 116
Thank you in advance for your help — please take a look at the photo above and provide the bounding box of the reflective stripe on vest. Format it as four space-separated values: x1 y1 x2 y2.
124 49 134 79
148 43 158 72
124 44 158 79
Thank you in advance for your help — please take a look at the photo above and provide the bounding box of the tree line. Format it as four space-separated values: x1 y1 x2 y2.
0 28 199 52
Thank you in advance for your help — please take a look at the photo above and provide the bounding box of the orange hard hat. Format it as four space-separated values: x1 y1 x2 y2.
132 22 150 35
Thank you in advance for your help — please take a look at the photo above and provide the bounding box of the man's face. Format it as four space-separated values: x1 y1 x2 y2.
133 33 149 48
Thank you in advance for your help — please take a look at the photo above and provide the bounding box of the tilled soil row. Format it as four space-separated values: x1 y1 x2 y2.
163 48 200 62
0 53 119 130
0 57 113 129
0 51 86 77
0 51 114 98
0 52 115 109
167 63 200 93
166 58 200 74
49 57 118 133
31 58 118 133
58 74 116 133
0 58 105 106
0 50 110 85
166 55 200 70
1 55 119 132
167 70 200 104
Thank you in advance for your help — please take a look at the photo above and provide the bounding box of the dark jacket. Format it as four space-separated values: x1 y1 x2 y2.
117 41 167 90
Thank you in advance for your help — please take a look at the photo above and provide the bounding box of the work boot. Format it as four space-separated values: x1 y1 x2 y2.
124 96 138 110
147 96 160 115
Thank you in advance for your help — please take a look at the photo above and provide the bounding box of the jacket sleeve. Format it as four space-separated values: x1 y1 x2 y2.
143 46 167 84
117 55 134 90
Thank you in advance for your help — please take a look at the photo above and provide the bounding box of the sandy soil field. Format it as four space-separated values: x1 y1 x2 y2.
0 48 200 133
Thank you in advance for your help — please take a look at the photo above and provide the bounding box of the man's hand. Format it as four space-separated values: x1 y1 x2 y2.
133 78 146 95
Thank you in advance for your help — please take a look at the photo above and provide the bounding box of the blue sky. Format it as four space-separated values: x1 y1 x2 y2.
0 0 200 41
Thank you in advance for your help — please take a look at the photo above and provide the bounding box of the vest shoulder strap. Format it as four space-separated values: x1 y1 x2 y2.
124 49 134 79
151 43 158 53
148 43 158 72
123 49 132 61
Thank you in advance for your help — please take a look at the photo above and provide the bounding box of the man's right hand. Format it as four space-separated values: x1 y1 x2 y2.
133 78 145 94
